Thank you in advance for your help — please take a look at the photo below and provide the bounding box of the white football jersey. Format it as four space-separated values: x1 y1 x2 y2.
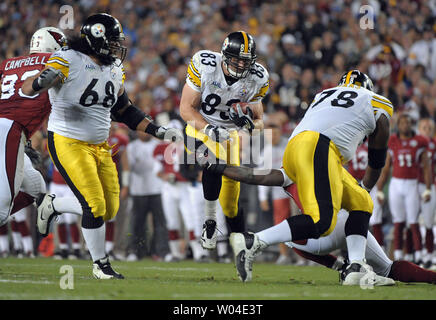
186 50 269 129
46 48 125 144
290 85 393 162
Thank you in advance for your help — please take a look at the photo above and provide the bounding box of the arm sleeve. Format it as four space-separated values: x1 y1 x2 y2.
45 50 71 82
250 78 270 102
115 60 126 86
186 52 202 92
371 94 394 121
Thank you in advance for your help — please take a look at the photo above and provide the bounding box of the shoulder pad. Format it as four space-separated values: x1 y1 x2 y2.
248 62 269 84
192 50 220 74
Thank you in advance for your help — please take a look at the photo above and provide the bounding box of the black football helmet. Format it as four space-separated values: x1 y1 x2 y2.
338 70 374 91
221 31 257 79
80 13 126 65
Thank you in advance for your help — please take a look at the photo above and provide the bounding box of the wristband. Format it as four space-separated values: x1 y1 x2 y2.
145 122 159 136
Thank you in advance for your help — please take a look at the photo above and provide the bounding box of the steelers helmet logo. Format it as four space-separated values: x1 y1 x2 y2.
91 23 106 38
222 37 229 51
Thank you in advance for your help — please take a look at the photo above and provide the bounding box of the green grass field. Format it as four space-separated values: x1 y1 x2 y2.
0 257 436 300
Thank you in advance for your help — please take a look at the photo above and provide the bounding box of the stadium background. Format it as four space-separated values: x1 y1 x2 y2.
1 0 435 262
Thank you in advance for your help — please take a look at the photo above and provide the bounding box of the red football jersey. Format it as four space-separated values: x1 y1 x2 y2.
388 134 429 179
347 142 368 181
153 142 187 182
418 137 436 185
108 132 129 172
0 53 52 138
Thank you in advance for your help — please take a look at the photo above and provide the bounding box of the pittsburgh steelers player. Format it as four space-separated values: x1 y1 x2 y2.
205 70 394 285
22 13 182 279
179 31 269 250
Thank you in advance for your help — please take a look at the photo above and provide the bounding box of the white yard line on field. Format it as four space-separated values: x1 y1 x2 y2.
171 292 293 298
0 279 55 285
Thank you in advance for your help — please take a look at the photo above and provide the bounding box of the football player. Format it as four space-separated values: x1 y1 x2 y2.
22 13 182 279
0 27 85 228
283 186 436 285
179 31 269 250
206 70 394 285
376 114 431 263
153 119 204 261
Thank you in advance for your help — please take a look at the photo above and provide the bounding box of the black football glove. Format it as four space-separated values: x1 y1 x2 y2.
229 103 255 133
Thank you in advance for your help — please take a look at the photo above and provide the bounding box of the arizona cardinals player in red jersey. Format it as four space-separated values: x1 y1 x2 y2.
347 141 385 246
377 113 432 263
417 118 436 269
153 119 205 262
0 27 82 227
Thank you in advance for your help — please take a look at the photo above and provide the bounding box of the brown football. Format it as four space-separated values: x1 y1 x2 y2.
231 102 250 114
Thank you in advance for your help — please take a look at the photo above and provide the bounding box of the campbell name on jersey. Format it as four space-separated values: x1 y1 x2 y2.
186 50 269 129
290 84 393 162
46 48 125 144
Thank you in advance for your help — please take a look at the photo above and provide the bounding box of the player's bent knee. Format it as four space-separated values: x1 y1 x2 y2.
344 211 371 237
288 214 323 240
103 201 120 222
88 199 106 221
81 208 104 229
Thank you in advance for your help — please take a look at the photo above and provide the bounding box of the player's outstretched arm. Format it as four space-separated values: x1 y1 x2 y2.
22 67 64 95
111 87 182 142
362 114 390 191
205 163 285 187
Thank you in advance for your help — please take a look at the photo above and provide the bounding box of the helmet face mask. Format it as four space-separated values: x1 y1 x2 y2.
338 70 374 91
81 13 127 66
221 31 257 79
224 55 254 78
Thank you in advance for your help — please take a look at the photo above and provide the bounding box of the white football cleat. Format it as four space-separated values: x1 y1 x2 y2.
229 232 267 282
201 219 218 250
36 193 59 237
93 255 124 279
373 274 396 286
340 260 377 286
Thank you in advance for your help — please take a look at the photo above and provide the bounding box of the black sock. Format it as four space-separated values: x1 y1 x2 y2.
226 207 245 233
